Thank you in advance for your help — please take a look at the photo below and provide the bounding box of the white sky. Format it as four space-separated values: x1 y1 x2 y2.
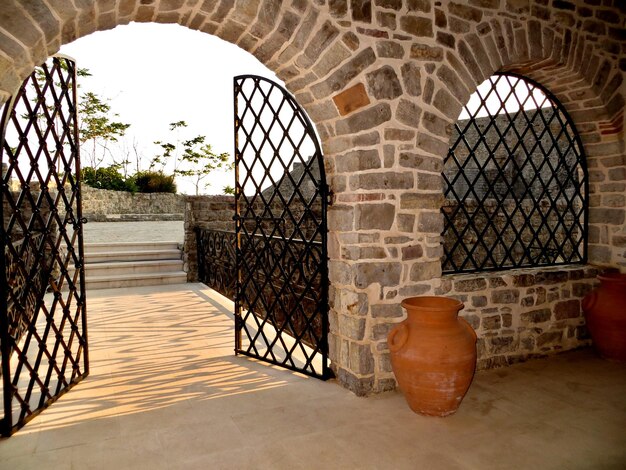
59 22 281 195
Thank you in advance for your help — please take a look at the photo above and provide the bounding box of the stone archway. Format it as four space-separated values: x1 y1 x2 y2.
1 1 625 396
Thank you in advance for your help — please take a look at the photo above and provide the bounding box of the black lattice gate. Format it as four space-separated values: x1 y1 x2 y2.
233 75 330 379
0 56 88 436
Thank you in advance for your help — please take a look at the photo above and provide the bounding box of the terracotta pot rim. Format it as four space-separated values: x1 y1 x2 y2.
401 295 463 311
598 272 626 283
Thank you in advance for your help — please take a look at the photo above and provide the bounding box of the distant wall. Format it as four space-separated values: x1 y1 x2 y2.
81 186 185 222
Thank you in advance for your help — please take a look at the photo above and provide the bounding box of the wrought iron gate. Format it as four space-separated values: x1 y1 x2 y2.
0 56 88 436
233 75 330 379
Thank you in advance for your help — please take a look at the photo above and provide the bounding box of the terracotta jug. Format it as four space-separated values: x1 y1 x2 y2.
388 296 477 417
582 273 626 362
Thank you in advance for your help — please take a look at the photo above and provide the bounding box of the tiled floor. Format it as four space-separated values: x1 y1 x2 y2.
1 283 625 469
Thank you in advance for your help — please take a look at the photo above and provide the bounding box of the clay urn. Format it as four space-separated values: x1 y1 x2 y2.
388 296 477 417
582 272 626 362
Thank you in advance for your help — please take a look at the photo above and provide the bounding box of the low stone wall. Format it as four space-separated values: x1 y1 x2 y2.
440 265 603 370
81 186 185 222
184 195 236 281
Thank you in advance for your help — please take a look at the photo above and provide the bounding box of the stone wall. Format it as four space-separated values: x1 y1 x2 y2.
2 0 625 397
81 186 185 222
184 195 235 281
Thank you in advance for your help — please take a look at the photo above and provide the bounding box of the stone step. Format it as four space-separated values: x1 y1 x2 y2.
84 259 184 277
86 249 182 264
85 271 188 290
84 241 180 255
81 240 185 290
101 213 184 222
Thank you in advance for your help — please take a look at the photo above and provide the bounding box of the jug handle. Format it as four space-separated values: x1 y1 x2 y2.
582 291 597 312
388 323 409 352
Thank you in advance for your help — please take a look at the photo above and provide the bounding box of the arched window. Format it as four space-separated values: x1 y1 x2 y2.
442 73 588 274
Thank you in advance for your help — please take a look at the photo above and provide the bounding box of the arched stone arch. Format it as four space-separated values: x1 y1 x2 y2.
0 1 624 396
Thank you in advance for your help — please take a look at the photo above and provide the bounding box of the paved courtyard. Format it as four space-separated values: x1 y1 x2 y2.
0 283 624 469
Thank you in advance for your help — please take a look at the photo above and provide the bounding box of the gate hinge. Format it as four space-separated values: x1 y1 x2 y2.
325 186 334 206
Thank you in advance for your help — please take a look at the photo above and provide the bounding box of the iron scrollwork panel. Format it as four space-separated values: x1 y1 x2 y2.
196 228 237 300
0 56 88 436
233 75 330 380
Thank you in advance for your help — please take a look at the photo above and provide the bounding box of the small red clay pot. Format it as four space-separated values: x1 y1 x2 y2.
388 296 477 417
582 273 626 362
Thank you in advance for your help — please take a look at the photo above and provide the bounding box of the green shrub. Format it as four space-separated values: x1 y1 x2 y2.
82 166 137 192
132 171 177 194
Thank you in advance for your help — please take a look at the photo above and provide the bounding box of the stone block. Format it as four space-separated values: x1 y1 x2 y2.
335 149 381 173
410 43 443 61
399 15 433 37
375 39 404 59
400 193 444 210
385 128 415 141
350 172 414 191
554 299 581 320
401 244 423 260
328 205 354 231
433 88 462 119
399 283 432 297
536 331 563 348
422 111 451 138
397 213 415 232
372 322 396 341
329 260 353 285
329 0 348 17
472 296 488 307
332 83 370 117
449 2 483 22
456 278 487 292
322 47 377 96
337 367 374 396
416 132 448 158
417 211 443 233
409 260 441 282
335 102 392 135
351 0 372 22
535 270 569 284
521 308 551 324
371 303 404 318
483 315 501 330
589 208 625 225
399 153 443 172
376 12 397 31
355 262 402 288
492 289 520 304
340 314 367 340
513 273 536 287
489 336 514 354
417 172 442 191
365 65 402 100
396 98 422 127
356 203 395 230
400 62 422 97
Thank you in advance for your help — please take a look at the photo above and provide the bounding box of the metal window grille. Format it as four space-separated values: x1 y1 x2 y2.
442 73 588 274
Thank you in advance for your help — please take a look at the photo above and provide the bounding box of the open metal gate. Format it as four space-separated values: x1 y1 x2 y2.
0 56 88 436
233 75 330 379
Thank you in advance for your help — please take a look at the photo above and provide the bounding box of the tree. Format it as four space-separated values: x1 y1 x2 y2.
152 121 232 195
78 91 130 169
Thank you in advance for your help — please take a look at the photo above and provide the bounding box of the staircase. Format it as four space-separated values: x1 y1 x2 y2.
83 241 187 290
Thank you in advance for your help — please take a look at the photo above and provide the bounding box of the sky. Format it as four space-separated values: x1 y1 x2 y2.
59 22 281 195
